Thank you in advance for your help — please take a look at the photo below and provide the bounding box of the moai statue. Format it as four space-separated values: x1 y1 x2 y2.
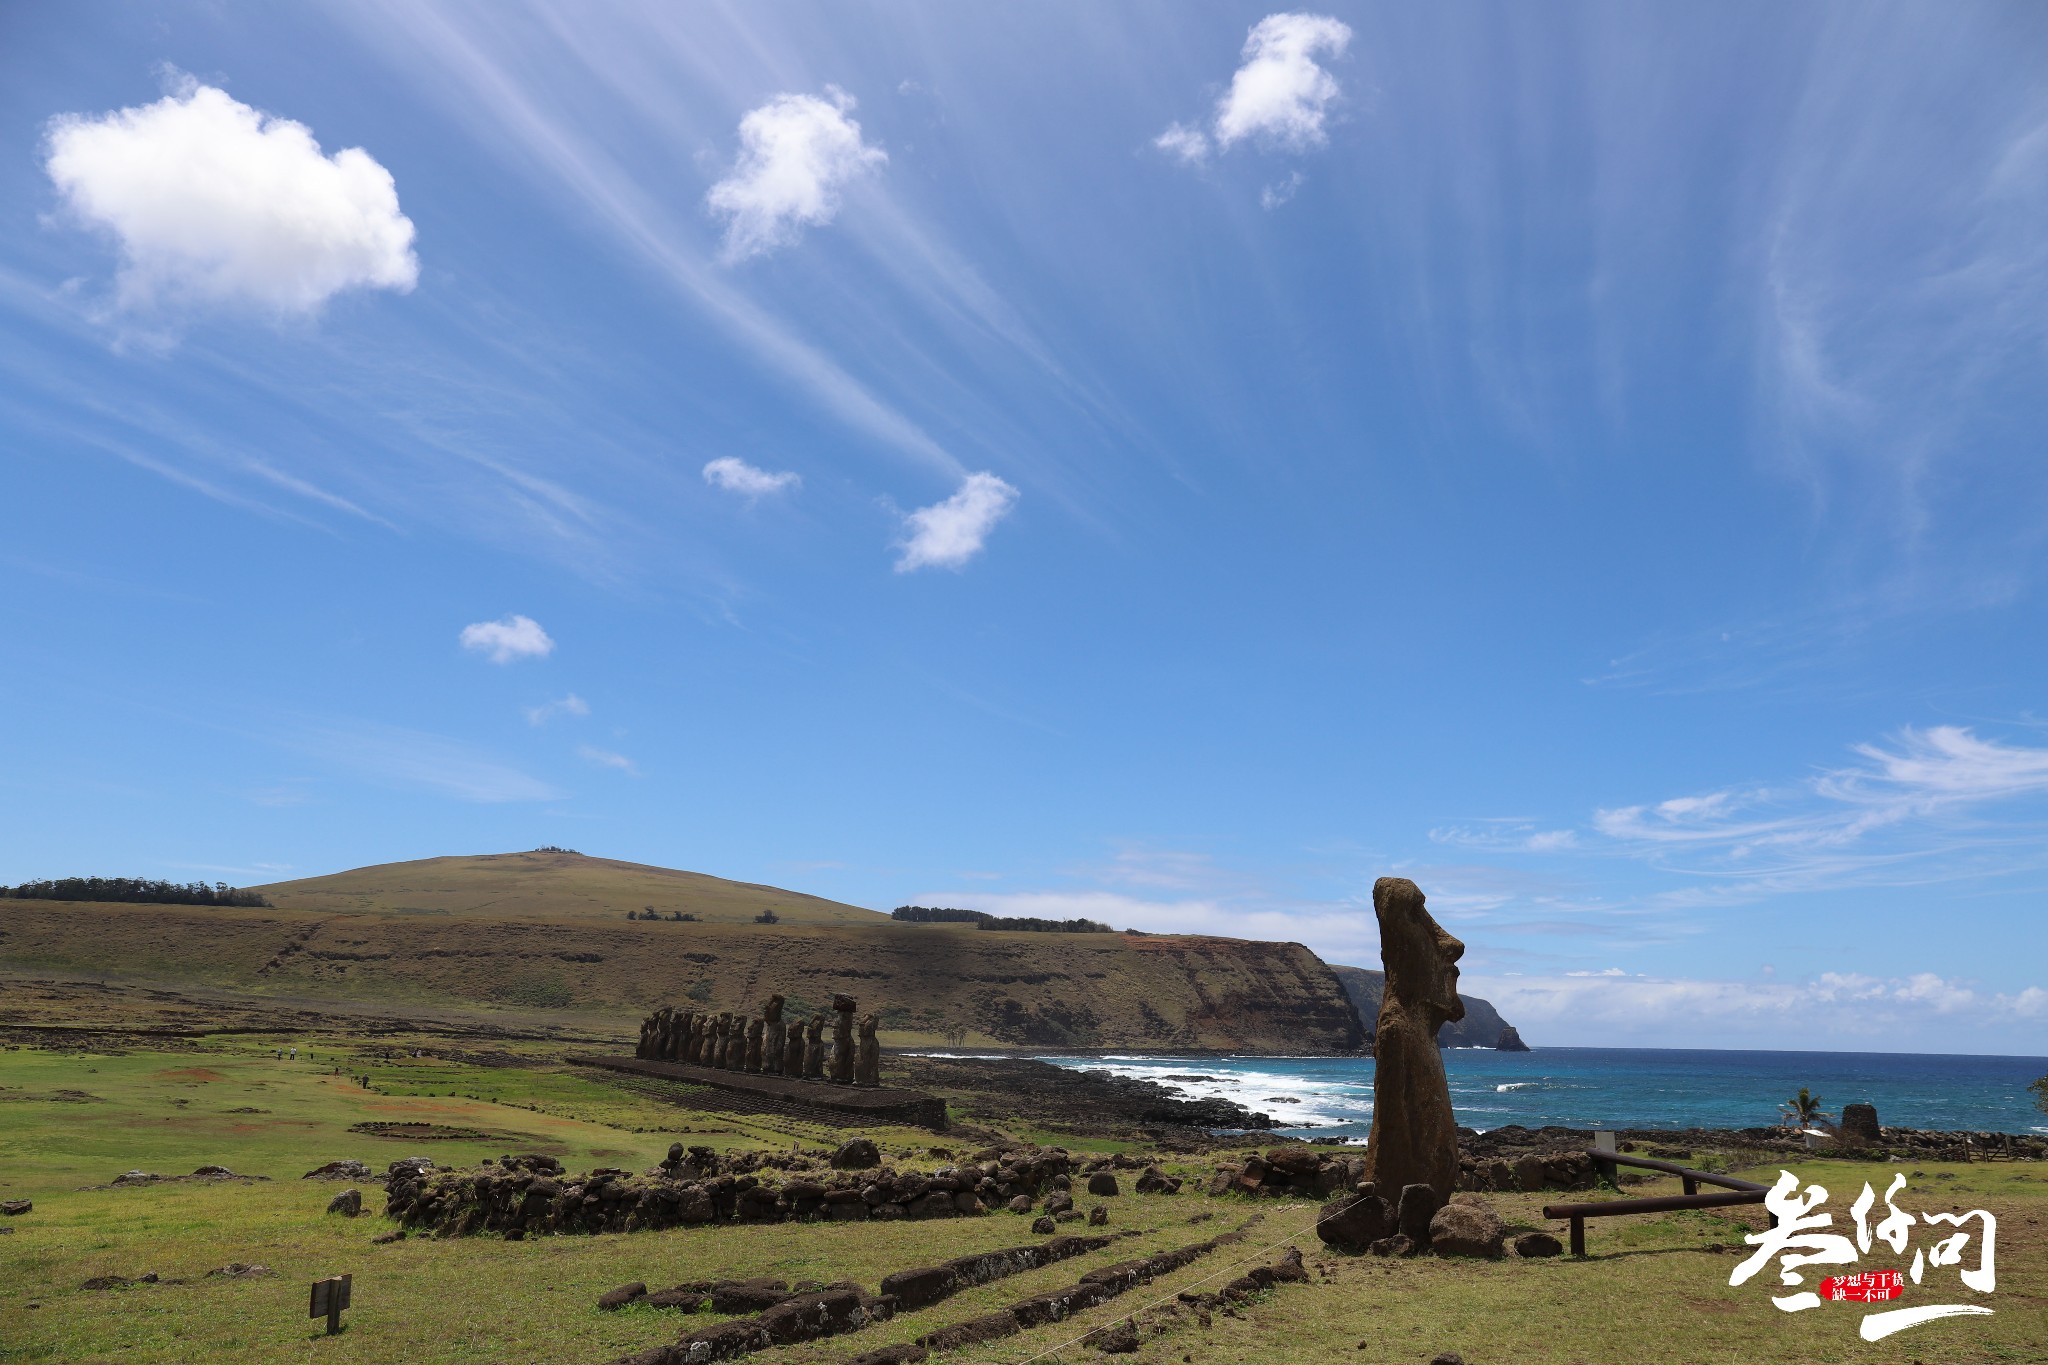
744 1017 764 1073
854 1012 881 1088
761 996 788 1076
801 1013 827 1079
673 1010 697 1062
782 1023 804 1078
637 1010 658 1060
1361 878 1466 1202
829 994 858 1084
706 1014 725 1068
718 1014 739 1070
725 1014 746 1071
685 1013 706 1065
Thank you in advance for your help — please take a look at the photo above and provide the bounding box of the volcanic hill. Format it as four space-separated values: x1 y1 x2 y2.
0 851 1367 1053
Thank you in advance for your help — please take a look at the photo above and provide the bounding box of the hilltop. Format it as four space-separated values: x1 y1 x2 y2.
254 849 880 926
1 851 1366 1053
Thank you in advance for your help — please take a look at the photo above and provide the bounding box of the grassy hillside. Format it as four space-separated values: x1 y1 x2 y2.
253 850 882 926
1 853 1368 1052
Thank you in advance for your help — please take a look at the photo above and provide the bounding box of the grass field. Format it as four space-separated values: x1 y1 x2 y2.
1 1034 2040 1365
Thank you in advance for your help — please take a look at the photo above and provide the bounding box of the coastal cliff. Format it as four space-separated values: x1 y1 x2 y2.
1328 964 1526 1050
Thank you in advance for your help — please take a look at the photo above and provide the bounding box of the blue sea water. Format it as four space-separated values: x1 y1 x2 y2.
1036 1048 2048 1139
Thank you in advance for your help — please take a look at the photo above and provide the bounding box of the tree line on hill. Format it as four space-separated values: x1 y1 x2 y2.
892 904 1117 934
0 877 270 907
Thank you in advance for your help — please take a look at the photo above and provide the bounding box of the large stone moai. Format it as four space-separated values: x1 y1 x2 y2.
782 1020 805 1077
711 1014 731 1069
854 1012 881 1088
1361 877 1466 1203
802 1013 827 1079
762 996 787 1076
636 1009 659 1059
667 1010 692 1061
722 1014 744 1071
744 1017 765 1073
829 994 858 1084
685 1013 706 1065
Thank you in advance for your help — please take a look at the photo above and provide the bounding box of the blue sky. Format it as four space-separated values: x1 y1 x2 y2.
4 2 2046 1053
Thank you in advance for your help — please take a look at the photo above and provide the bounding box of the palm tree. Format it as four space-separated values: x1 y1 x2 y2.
1780 1087 1832 1129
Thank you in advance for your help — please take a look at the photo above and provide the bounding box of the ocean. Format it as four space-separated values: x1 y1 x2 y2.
1035 1047 2048 1139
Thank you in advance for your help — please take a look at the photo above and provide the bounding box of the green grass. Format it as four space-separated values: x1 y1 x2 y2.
2 1042 2040 1365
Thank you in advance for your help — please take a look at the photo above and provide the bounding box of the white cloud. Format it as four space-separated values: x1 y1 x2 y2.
44 78 417 317
578 744 638 775
1260 170 1306 210
706 87 886 262
703 456 801 497
523 693 589 726
1160 13 1352 165
459 614 554 664
894 471 1018 572
1465 968 2048 1048
1154 122 1211 166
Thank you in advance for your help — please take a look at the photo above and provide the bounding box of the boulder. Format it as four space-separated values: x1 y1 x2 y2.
1512 1155 1548 1193
832 1138 882 1171
1088 1205 1108 1226
1007 1195 1033 1214
1084 1318 1140 1354
1367 1234 1416 1257
1428 1199 1505 1259
1314 1192 1393 1252
1086 1172 1120 1197
301 1160 371 1182
599 1282 648 1310
1396 1183 1441 1246
325 1188 362 1217
1031 1215 1057 1234
0 1200 32 1216
1514 1230 1563 1258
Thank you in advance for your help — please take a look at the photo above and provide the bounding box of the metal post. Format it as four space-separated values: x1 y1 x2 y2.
1569 1216 1585 1257
1682 1176 1697 1196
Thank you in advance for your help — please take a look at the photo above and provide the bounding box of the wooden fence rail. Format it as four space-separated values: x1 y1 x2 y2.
1543 1148 1773 1256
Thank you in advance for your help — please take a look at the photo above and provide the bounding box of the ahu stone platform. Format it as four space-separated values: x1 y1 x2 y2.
574 1054 949 1130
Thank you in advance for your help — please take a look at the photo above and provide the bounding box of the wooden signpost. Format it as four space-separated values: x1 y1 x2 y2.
310 1274 352 1335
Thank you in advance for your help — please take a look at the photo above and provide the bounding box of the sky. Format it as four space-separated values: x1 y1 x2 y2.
3 2 2046 1054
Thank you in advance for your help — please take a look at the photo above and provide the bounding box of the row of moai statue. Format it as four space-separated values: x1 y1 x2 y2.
635 992 881 1087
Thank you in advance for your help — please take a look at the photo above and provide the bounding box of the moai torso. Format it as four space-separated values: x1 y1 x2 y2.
685 1014 706 1065
744 1017 764 1073
762 995 787 1076
829 994 857 1084
854 1012 880 1087
801 1014 826 1079
782 1023 805 1077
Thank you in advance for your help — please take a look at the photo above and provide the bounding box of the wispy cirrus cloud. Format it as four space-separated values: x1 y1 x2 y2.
577 744 638 775
269 715 560 803
45 76 417 321
707 88 886 262
523 693 589 726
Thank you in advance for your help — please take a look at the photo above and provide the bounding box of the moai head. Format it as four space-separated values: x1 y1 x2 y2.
763 994 785 1023
806 1013 826 1042
832 993 857 1018
1373 877 1465 1029
857 1012 878 1040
